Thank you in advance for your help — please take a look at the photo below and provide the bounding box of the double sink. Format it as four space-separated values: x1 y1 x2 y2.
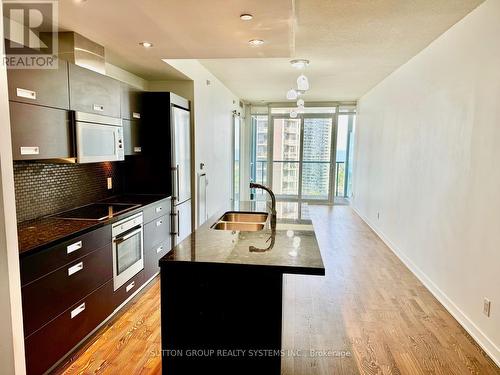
212 211 268 232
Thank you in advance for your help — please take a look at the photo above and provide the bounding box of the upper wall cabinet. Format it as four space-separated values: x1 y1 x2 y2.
121 84 143 120
7 61 70 109
10 101 73 160
69 63 121 118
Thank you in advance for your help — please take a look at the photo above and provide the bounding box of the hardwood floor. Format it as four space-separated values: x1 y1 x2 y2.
54 206 500 375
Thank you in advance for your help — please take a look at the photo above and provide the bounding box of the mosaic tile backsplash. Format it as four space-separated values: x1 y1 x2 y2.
14 161 122 222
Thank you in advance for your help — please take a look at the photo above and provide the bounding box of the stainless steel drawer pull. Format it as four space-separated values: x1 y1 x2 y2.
155 206 162 213
70 303 86 319
156 219 163 227
134 146 142 153
93 104 104 111
68 262 84 276
132 112 141 119
67 241 83 254
20 146 39 155
156 245 164 254
16 88 36 100
126 281 135 293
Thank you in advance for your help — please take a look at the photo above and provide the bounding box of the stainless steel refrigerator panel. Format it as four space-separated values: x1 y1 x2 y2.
172 106 191 204
173 199 192 245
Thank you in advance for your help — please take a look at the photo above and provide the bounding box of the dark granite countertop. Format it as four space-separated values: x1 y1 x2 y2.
161 201 325 276
18 194 169 256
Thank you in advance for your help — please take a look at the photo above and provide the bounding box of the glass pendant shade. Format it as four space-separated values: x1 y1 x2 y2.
286 89 298 100
297 74 309 91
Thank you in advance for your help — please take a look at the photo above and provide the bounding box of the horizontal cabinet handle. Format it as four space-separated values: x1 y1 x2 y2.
156 245 163 254
70 302 86 319
68 262 83 276
156 219 163 227
133 146 142 153
155 206 163 213
16 88 36 100
132 112 141 119
67 241 83 254
93 104 104 111
126 281 135 293
20 146 39 155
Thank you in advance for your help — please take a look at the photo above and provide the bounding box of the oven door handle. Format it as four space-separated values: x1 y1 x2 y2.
114 227 142 244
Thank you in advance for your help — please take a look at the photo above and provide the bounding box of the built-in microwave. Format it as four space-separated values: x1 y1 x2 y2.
74 111 124 163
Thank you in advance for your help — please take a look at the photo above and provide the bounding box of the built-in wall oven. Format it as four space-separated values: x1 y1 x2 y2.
74 111 124 163
112 212 144 291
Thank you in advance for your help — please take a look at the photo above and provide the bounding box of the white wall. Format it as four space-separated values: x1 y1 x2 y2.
0 5 27 374
161 60 241 226
353 0 500 365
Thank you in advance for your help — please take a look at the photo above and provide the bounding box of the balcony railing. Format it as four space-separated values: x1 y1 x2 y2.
251 160 347 198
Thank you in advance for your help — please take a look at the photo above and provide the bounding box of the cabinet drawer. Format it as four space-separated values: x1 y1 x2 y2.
144 214 170 251
69 63 121 118
25 280 114 375
10 102 73 160
22 244 112 337
123 119 143 155
7 61 69 109
144 238 171 281
112 269 145 309
143 198 170 224
20 225 111 286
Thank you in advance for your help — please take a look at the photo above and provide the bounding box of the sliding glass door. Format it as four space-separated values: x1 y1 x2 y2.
269 112 334 205
250 105 356 211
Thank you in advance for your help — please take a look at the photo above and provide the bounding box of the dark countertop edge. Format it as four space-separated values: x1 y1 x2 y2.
159 201 325 275
160 259 325 276
18 194 171 257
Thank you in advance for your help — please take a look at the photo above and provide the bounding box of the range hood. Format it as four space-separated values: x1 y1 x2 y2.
57 32 106 74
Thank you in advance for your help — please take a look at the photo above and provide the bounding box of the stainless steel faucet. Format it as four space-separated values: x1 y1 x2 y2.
250 182 276 229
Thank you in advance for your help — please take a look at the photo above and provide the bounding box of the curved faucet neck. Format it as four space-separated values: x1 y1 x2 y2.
250 183 276 229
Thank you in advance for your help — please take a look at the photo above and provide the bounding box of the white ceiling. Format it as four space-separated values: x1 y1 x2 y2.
58 0 293 80
58 0 484 101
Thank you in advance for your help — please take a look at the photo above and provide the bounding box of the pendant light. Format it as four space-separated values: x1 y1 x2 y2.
286 89 298 100
297 74 309 91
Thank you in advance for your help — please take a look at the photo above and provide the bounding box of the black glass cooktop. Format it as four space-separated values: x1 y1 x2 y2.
51 203 140 221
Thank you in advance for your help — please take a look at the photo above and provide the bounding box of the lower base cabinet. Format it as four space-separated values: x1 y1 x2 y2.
21 198 172 374
25 280 114 375
112 269 146 309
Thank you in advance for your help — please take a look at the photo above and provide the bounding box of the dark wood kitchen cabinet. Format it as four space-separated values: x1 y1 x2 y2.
143 200 171 280
123 119 143 155
20 225 111 286
112 269 145 309
21 244 113 337
68 63 121 118
121 83 143 120
9 101 73 160
7 60 70 109
143 198 170 224
20 225 113 375
24 280 114 375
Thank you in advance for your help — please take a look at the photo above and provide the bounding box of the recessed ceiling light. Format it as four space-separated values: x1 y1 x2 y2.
140 41 153 48
290 59 310 69
240 14 253 21
248 39 264 46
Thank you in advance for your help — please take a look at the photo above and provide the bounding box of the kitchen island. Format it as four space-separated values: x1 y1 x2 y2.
159 201 325 375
